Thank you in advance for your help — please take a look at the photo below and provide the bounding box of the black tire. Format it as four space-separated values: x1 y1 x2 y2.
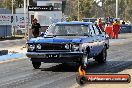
32 62 41 69
95 46 107 63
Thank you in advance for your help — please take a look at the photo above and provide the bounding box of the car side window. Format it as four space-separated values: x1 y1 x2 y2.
89 25 95 36
81 25 89 34
92 25 101 35
96 25 102 34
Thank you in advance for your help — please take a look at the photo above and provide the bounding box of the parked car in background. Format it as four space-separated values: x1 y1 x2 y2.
26 21 109 69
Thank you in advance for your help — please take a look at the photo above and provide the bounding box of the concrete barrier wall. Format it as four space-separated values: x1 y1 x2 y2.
0 50 8 56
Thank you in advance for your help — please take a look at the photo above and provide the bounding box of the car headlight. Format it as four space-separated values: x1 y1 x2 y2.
36 44 42 50
28 44 35 51
65 44 70 49
72 44 80 51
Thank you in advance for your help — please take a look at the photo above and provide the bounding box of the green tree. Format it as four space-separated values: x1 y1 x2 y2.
14 0 24 8
2 0 36 13
64 0 132 22
102 0 116 17
102 0 132 22
62 1 66 13
78 0 92 18
2 0 12 10
29 0 37 6
64 0 92 20
125 0 132 22
2 0 24 12
0 2 4 8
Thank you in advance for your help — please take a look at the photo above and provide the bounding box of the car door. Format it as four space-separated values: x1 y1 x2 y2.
88 25 98 57
92 25 104 54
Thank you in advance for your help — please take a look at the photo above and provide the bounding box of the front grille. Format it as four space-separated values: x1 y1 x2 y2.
40 43 69 51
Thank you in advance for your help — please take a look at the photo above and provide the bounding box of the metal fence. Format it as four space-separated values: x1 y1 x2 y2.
0 8 12 38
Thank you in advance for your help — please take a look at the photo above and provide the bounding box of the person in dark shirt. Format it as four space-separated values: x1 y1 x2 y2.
31 18 41 38
122 21 125 24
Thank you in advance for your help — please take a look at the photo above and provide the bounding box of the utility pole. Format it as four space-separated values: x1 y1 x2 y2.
24 0 27 39
78 0 80 21
12 0 14 37
116 0 118 18
27 0 30 40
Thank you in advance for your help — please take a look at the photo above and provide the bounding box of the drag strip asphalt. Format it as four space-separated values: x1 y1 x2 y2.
0 39 132 88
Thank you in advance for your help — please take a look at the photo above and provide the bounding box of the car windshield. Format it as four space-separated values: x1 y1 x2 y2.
45 24 89 36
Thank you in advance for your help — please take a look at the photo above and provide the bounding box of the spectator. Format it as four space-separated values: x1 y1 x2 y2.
122 21 125 24
112 19 120 39
31 18 41 38
97 18 104 32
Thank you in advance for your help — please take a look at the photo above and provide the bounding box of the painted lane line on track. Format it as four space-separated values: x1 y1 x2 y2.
0 57 27 64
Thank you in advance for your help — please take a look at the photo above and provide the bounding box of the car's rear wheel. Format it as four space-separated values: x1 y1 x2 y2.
32 62 41 69
95 46 107 63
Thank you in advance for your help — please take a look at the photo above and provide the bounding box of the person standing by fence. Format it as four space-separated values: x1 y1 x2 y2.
31 18 41 38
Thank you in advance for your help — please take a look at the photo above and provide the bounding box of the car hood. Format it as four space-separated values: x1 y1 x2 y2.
27 36 87 44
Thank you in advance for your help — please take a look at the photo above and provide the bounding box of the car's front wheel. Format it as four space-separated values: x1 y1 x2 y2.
95 46 107 63
80 53 89 69
32 62 41 69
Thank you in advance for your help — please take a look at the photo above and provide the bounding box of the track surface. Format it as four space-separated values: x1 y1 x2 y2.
0 39 26 49
0 41 132 88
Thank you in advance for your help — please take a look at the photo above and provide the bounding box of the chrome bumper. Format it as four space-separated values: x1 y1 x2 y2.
26 52 83 59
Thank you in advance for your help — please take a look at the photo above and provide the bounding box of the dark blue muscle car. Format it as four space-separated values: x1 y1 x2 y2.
26 21 109 69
